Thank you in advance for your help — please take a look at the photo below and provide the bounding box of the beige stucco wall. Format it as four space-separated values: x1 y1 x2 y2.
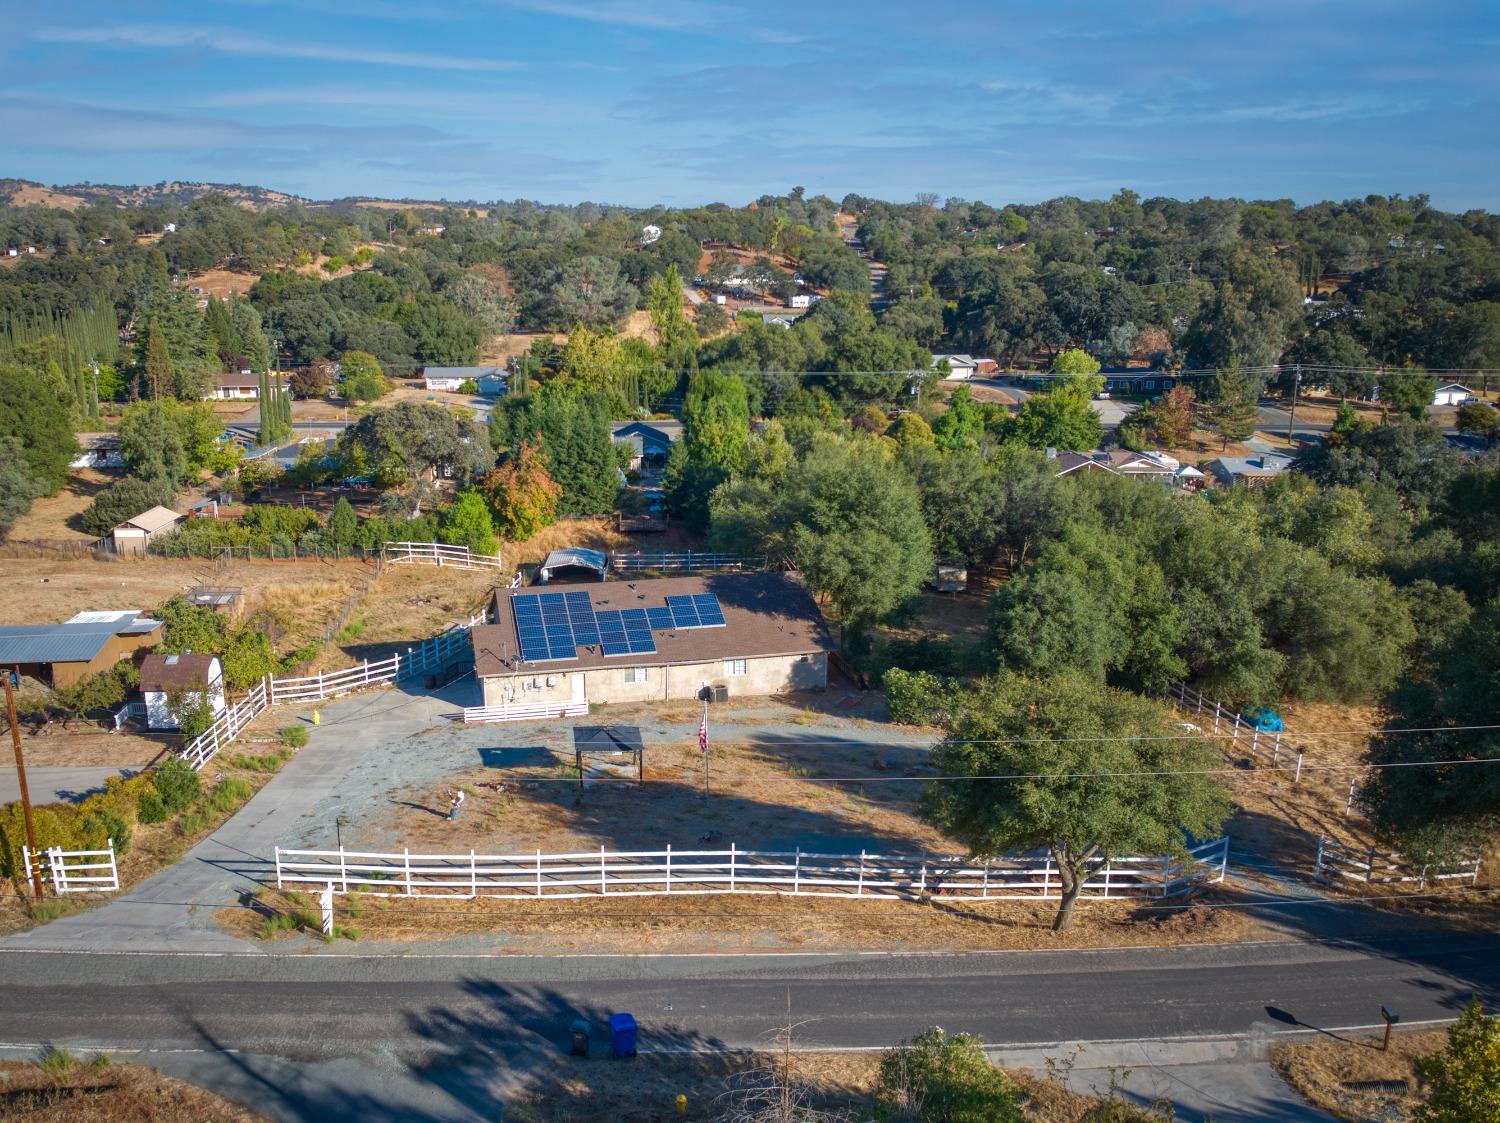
480 652 827 709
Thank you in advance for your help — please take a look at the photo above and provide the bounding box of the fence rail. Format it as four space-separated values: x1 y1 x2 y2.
462 700 590 724
383 541 505 570
275 838 1228 902
609 551 764 575
22 840 119 893
1166 683 1305 779
1314 836 1482 888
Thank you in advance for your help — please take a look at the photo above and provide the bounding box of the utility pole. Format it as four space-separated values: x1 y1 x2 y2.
4 673 46 899
1285 364 1302 442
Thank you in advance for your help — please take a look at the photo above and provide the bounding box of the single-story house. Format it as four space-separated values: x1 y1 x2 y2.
470 572 835 709
1106 450 1178 479
931 354 978 381
1102 371 1180 394
764 314 798 329
111 505 183 554
1050 450 1116 477
162 223 177 233
422 366 507 394
70 433 125 470
1204 454 1293 488
788 293 813 309
138 652 226 731
207 372 263 400
0 610 164 688
1432 383 1475 407
610 421 681 470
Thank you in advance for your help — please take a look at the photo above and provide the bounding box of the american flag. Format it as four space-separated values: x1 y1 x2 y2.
698 704 709 753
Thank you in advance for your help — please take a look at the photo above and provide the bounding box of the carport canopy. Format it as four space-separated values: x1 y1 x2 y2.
571 725 644 796
539 547 608 583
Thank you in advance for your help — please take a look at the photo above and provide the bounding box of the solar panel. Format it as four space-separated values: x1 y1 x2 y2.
666 595 701 629
691 593 726 627
645 606 675 630
510 591 609 662
594 609 631 657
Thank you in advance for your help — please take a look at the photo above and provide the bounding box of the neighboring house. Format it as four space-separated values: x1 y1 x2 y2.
422 366 507 394
1106 450 1178 479
1204 454 1293 488
788 293 812 309
0 611 163 688
931 354 978 381
1432 383 1475 407
763 314 798 329
138 652 226 731
70 433 125 470
470 573 835 710
207 372 262 400
1101 370 1180 394
610 421 681 471
111 505 183 554
1050 450 1117 477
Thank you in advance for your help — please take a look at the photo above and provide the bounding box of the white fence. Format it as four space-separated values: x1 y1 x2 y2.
462 700 590 724
1166 683 1305 779
1314 836 1482 889
383 541 505 570
111 701 148 730
22 840 119 893
275 837 1228 902
179 611 488 769
609 551 763 575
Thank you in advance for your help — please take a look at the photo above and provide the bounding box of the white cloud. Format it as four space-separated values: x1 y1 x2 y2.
34 24 517 71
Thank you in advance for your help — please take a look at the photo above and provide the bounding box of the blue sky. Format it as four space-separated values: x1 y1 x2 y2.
3 1 1498 209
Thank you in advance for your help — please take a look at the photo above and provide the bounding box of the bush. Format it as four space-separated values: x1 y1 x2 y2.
78 808 132 855
79 477 176 538
0 804 76 878
875 1027 1024 1123
151 757 201 813
136 788 168 824
1419 998 1500 1122
204 777 254 815
278 724 309 748
882 668 958 726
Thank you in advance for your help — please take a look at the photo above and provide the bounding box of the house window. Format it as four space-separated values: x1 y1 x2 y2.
623 667 648 685
724 659 747 677
1143 380 1156 390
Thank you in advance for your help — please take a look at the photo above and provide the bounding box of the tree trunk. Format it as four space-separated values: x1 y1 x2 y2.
1052 878 1082 931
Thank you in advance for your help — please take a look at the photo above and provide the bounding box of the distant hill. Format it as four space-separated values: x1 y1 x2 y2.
0 177 487 213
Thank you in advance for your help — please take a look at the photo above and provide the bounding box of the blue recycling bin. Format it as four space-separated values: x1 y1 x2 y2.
610 1012 638 1058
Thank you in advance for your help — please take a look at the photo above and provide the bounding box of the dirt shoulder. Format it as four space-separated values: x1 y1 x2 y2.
0 1056 262 1122
1273 1028 1443 1123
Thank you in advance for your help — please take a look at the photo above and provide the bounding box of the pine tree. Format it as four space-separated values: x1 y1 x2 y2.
143 320 173 401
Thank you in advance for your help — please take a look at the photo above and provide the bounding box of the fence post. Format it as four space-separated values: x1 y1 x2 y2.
21 846 32 887
600 846 607 896
339 846 348 894
729 844 737 892
1367 845 1377 883
1295 753 1303 782
1213 701 1222 733
856 850 866 898
536 849 543 898
106 838 118 891
470 850 478 898
1102 862 1112 899
275 846 283 889
918 862 927 896
793 848 801 895
1042 855 1052 898
665 844 672 894
981 862 989 900
404 848 413 896
1314 835 1325 879
1346 778 1357 816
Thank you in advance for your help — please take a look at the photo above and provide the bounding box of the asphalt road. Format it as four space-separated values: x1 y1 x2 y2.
0 765 136 805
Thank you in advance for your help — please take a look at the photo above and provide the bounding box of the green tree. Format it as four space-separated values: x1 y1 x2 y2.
478 440 562 541
921 673 1231 930
1382 369 1437 422
338 400 494 489
932 386 984 452
644 264 698 366
394 294 481 364
1051 348 1101 377
231 298 271 370
79 477 177 537
492 383 616 515
0 362 79 494
0 435 43 543
438 489 499 555
1010 377 1103 451
1456 401 1500 441
142 318 173 400
1204 363 1259 449
340 351 391 403
666 371 753 530
875 1027 1024 1123
1418 999 1500 1123
154 595 228 654
326 496 358 551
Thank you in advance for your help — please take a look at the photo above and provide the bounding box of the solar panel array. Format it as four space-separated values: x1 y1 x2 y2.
511 590 726 663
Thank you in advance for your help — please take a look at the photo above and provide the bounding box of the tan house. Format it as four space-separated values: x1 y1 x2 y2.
0 611 164 688
470 573 834 710
139 652 226 731
208 372 262 400
111 505 183 554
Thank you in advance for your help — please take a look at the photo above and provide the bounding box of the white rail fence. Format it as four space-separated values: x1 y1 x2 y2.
609 551 764 575
180 611 488 769
1165 683 1305 779
1315 836 1482 889
275 837 1228 902
383 541 505 570
22 840 119 893
462 700 590 724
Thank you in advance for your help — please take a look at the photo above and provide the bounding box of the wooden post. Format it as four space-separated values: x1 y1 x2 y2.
1295 753 1303 782
275 846 283 889
1213 701 1222 733
5 674 45 899
470 850 478 898
981 862 989 900
1102 862 1112 899
339 846 348 894
321 883 334 936
600 846 607 896
1346 778 1357 816
535 848 543 897
1367 845 1377 883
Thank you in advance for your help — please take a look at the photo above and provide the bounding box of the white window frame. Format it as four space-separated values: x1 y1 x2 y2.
623 667 648 685
724 659 747 677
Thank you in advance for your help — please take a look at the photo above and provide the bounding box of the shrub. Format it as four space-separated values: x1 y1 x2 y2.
875 1027 1024 1123
1418 998 1500 1122
79 477 176 538
78 808 132 855
136 788 168 824
0 804 76 878
882 668 958 726
278 724 310 748
151 757 200 813
204 777 254 815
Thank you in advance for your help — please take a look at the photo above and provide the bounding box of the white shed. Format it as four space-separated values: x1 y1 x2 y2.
1433 383 1475 407
138 653 226 731
111 506 183 554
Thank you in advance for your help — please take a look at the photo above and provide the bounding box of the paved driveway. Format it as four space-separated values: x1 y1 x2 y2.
0 766 137 805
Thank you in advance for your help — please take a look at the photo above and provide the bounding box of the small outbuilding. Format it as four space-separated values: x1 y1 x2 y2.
0 611 163 688
538 548 609 585
1433 383 1475 407
138 652 226 731
70 433 125 469
111 506 183 554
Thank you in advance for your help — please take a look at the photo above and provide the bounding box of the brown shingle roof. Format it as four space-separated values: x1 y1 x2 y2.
139 653 220 692
472 572 835 678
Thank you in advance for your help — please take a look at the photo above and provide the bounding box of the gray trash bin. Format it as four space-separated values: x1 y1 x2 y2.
569 1018 591 1057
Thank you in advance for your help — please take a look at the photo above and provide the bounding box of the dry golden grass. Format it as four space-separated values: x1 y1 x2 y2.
506 519 703 570
238 575 368 657
0 1057 261 1121
328 564 496 663
7 726 166 768
5 468 117 542
1272 1029 1443 1122
479 330 567 364
7 184 87 209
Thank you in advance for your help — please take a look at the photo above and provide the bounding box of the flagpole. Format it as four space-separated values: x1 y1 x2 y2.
700 695 709 799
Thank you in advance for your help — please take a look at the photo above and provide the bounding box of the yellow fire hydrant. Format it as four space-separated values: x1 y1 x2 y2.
312 710 321 726
676 1093 687 1115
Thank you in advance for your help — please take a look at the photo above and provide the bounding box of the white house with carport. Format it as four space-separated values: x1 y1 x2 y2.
422 365 507 394
931 354 978 380
470 572 834 711
138 652 226 731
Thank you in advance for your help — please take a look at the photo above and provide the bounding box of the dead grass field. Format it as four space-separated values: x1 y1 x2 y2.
4 468 118 542
0 1057 261 1122
6 725 167 769
490 1049 1153 1123
7 184 86 210
1272 1028 1444 1122
323 563 496 667
508 518 704 570
479 330 567 364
